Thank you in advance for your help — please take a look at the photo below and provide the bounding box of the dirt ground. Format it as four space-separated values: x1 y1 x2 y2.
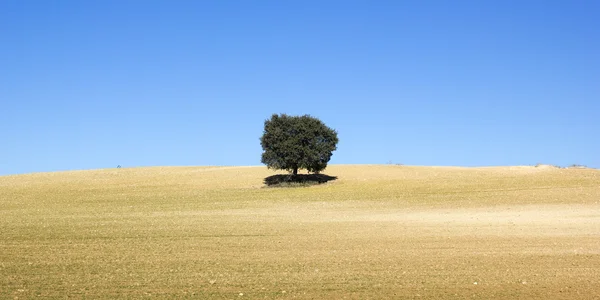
1 165 599 299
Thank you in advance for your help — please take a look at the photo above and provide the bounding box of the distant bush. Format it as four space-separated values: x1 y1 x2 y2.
534 163 590 169
534 163 562 169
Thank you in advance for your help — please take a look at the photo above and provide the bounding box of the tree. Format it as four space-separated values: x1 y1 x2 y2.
260 114 338 175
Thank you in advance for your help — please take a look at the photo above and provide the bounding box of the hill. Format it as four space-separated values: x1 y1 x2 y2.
1 165 599 298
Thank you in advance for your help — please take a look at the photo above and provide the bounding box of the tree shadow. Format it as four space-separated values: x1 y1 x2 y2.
263 174 338 187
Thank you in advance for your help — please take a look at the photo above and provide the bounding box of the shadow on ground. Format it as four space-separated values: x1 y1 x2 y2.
263 174 338 187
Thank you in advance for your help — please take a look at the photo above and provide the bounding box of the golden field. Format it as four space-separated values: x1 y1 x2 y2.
1 165 599 299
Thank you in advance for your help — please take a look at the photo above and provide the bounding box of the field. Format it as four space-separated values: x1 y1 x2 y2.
1 165 599 299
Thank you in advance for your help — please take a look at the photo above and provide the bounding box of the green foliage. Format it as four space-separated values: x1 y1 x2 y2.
260 114 338 175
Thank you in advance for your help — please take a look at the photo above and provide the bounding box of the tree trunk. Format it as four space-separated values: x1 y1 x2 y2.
293 167 298 175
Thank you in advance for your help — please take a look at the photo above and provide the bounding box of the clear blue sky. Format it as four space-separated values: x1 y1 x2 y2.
1 0 598 175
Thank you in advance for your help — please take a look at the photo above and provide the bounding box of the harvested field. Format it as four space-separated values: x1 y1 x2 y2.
1 165 599 299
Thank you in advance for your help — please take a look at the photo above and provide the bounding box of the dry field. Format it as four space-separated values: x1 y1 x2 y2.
1 165 599 299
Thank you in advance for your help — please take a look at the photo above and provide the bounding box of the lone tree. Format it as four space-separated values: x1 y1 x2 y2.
260 114 338 175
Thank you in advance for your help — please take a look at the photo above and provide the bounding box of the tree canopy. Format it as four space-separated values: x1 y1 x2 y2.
260 114 338 175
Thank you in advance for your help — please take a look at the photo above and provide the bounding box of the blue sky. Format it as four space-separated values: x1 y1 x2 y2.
1 0 598 175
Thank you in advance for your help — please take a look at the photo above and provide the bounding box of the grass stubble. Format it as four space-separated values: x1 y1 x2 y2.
1 165 599 299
